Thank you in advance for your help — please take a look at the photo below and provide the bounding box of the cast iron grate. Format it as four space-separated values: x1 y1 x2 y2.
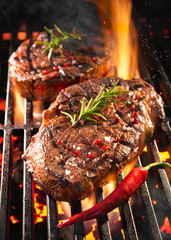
0 7 171 240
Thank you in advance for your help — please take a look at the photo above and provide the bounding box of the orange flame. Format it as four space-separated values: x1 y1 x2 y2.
94 0 139 79
108 0 139 79
13 87 24 126
121 229 126 240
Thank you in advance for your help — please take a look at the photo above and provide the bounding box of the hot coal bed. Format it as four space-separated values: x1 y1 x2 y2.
0 0 171 240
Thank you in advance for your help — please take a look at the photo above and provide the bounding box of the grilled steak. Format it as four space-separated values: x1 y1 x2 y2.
22 76 165 202
9 28 109 102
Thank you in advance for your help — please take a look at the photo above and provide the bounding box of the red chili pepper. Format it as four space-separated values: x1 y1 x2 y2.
57 162 171 228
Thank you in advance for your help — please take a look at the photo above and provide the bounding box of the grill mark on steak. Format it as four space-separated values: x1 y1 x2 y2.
9 29 110 101
22 76 165 202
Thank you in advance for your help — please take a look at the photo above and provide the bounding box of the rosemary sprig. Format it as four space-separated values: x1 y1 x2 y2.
37 24 81 60
61 80 127 127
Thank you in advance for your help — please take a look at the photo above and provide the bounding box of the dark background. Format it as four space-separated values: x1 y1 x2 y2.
0 0 170 32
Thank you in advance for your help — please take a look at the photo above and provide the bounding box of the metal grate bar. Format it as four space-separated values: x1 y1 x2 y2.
0 47 14 239
149 140 171 209
95 187 112 240
0 129 12 240
71 200 85 240
22 100 33 240
117 173 139 240
46 195 58 240
137 158 162 240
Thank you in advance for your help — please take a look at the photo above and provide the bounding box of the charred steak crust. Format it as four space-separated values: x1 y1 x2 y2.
22 76 165 202
9 30 109 102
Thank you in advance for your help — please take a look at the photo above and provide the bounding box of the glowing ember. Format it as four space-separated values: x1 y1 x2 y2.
152 200 157 205
34 192 47 224
57 201 65 215
143 146 148 152
0 137 3 144
159 151 170 162
160 216 171 234
10 215 19 224
0 98 6 111
17 32 27 40
85 222 98 240
2 33 11 41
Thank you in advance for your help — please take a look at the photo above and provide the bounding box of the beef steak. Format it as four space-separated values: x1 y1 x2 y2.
22 76 165 202
9 28 109 102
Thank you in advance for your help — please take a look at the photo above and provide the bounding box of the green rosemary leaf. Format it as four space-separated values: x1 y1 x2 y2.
61 80 128 127
37 25 82 60
93 112 107 121
54 24 64 36
61 111 76 125
48 47 53 60
86 118 97 122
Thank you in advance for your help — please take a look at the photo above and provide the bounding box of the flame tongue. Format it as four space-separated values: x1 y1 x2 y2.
110 0 139 79
94 0 139 79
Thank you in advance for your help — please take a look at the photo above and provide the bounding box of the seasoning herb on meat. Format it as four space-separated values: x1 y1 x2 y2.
22 76 165 202
61 79 127 127
9 26 110 101
37 25 82 59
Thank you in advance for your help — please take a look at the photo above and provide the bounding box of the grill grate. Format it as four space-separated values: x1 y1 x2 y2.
0 5 171 240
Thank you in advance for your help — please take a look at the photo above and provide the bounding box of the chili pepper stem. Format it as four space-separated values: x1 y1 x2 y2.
145 162 171 171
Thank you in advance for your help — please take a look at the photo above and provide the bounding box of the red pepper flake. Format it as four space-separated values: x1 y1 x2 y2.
134 117 139 124
115 116 120 123
71 29 78 34
102 144 109 150
83 46 87 51
162 28 168 35
121 97 126 101
57 139 62 144
63 62 70 67
135 93 140 100
115 137 121 142
132 112 138 118
94 139 101 145
141 90 145 95
69 55 74 60
74 150 80 156
131 105 135 111
43 69 49 75
149 31 154 36
65 52 70 57
78 60 83 64
91 57 97 63
53 66 59 71
98 116 103 121
89 153 94 159
79 75 85 83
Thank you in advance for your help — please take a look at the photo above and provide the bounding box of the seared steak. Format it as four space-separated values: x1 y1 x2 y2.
9 28 109 102
22 76 165 202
